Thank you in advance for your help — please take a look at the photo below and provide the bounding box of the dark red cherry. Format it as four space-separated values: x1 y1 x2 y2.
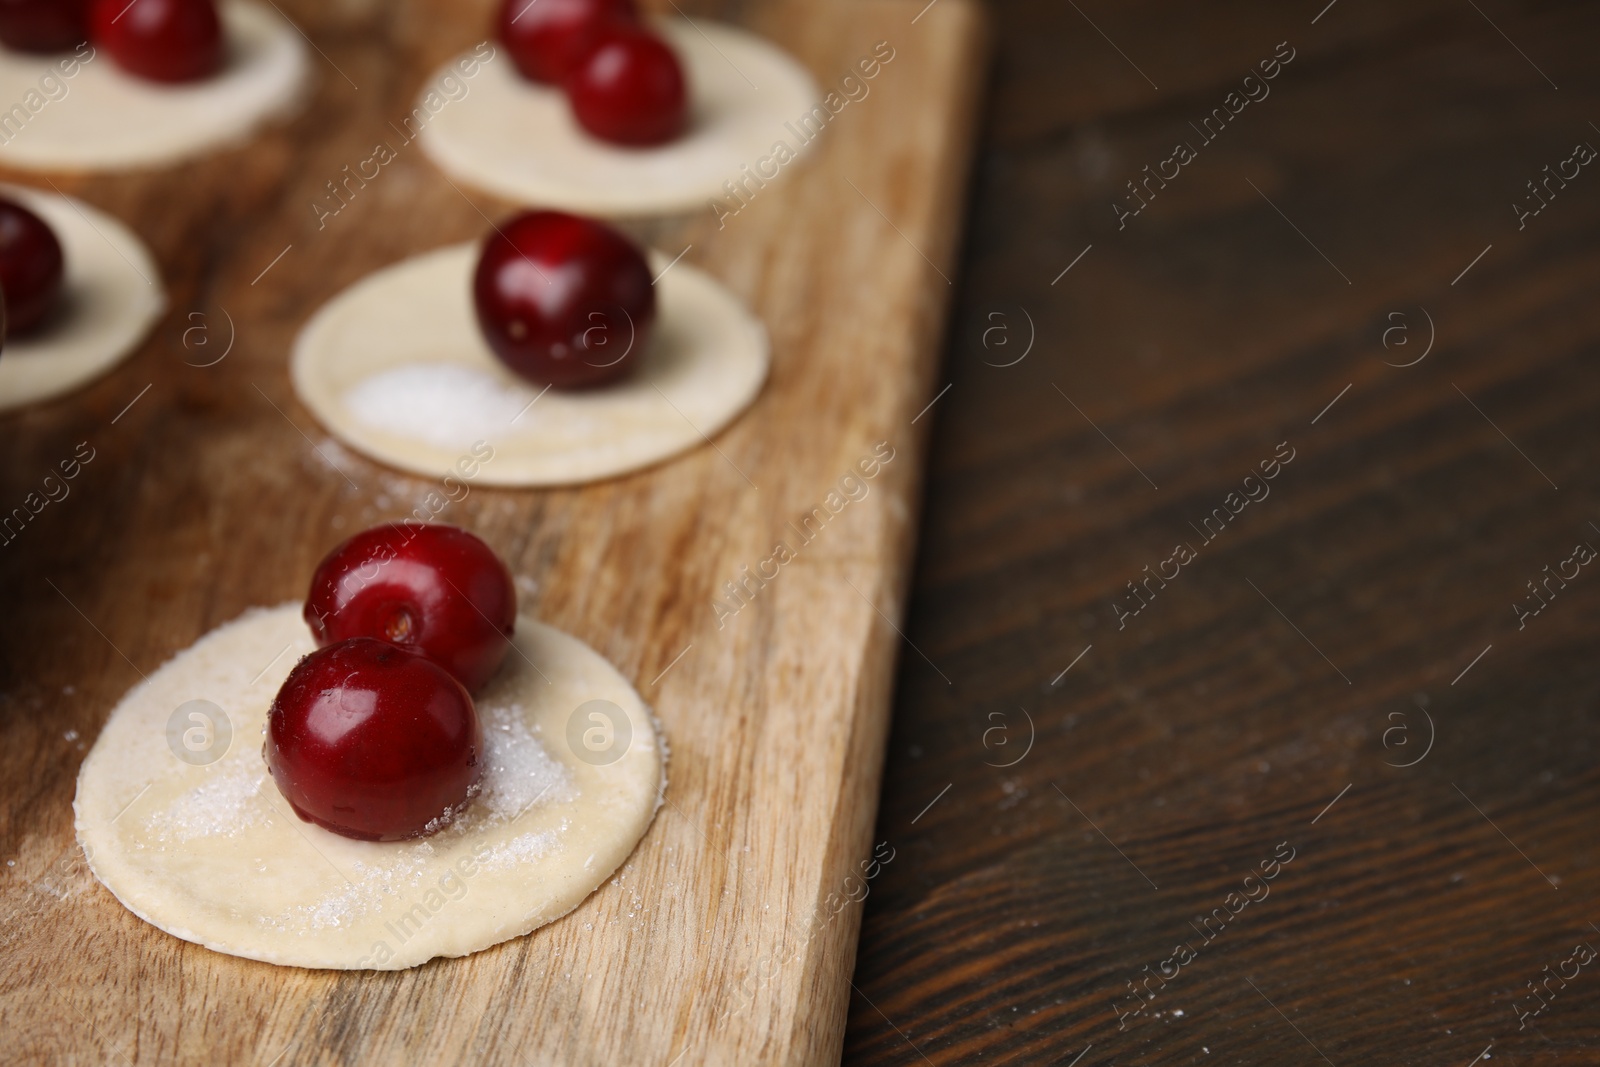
266 638 482 842
0 0 89 53
473 210 655 389
566 24 687 147
497 0 637 85
305 523 516 694
0 198 63 337
90 0 222 84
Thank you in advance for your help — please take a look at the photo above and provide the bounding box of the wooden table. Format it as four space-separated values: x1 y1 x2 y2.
844 0 1600 1063
0 0 985 1063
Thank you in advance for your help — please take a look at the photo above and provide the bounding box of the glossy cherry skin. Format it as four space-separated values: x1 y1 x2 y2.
266 638 482 842
0 0 89 53
0 199 63 337
566 23 687 147
305 522 516 694
497 0 636 85
473 210 655 389
90 0 222 84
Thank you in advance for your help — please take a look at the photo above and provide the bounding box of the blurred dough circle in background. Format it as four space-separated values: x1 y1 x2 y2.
0 1 309 171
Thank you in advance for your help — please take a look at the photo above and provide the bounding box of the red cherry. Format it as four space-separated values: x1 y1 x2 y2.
473 210 655 389
566 24 688 147
266 638 483 842
90 0 222 84
0 198 63 337
497 0 637 85
305 523 516 694
0 0 89 53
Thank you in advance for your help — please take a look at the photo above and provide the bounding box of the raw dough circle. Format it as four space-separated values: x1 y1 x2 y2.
75 605 665 971
0 1 310 172
0 183 165 412
290 242 768 486
419 19 820 216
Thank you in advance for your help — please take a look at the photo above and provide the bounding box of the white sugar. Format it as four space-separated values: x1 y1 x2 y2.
345 363 532 449
147 668 578 937
144 761 265 844
267 854 429 931
477 825 564 871
308 435 363 480
478 702 576 820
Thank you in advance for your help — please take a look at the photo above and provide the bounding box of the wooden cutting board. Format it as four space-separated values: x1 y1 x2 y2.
0 0 986 1063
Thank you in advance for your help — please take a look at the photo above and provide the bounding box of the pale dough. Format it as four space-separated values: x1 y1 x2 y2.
0 183 164 412
419 19 820 216
290 242 768 486
74 604 665 971
0 1 309 171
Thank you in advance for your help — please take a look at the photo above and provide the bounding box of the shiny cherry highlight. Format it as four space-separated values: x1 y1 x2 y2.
266 638 483 842
305 523 517 694
498 0 637 85
0 198 64 337
473 210 655 389
90 0 223 84
566 23 688 147
0 0 89 53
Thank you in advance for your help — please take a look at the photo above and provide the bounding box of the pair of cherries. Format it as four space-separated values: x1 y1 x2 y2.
497 0 687 147
266 523 517 842
0 0 223 83
272 219 659 837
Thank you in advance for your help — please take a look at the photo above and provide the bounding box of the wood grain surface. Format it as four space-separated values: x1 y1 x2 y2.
843 1 1600 1064
0 0 986 1064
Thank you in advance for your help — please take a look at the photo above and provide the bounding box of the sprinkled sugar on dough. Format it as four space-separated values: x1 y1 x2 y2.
291 243 768 486
142 759 265 845
478 702 577 818
75 604 663 970
344 364 533 450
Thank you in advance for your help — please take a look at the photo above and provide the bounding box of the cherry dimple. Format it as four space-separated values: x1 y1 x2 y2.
382 607 417 644
265 638 483 842
305 523 517 694
90 0 223 84
472 210 655 389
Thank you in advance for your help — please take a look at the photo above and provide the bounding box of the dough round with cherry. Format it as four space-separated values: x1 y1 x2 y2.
0 0 309 171
75 604 665 970
419 18 819 216
0 183 164 412
291 215 768 487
